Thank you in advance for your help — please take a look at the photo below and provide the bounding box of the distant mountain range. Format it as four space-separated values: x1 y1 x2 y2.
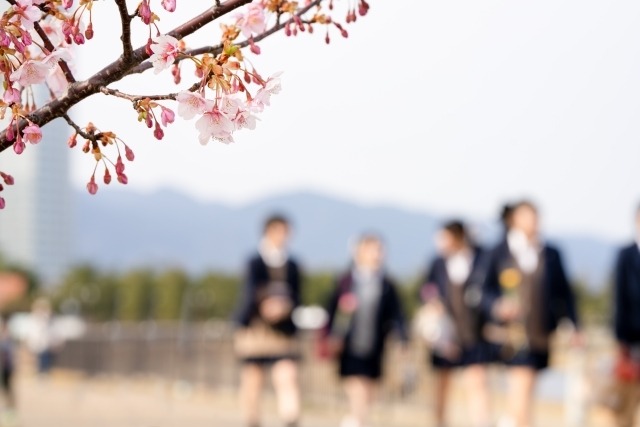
73 189 620 291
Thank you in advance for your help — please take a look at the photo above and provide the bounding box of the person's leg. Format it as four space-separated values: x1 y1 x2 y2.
433 368 452 427
615 382 640 427
271 359 301 427
2 369 15 409
465 364 492 427
240 363 265 427
342 376 375 427
507 367 537 427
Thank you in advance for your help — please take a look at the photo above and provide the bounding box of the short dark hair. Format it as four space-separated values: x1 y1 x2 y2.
500 204 514 229
442 220 467 242
263 213 290 233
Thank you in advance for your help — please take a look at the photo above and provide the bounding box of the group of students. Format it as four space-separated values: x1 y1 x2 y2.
232 201 640 427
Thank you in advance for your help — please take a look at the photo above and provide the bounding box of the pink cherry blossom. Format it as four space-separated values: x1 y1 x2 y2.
13 0 42 30
150 35 180 73
161 0 176 12
176 91 210 120
195 106 234 145
234 109 258 130
214 132 235 144
253 72 283 109
236 3 266 38
46 67 69 97
160 107 175 126
10 60 51 86
3 88 20 104
22 124 42 144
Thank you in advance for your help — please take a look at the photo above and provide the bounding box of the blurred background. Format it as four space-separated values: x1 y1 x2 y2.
0 0 640 426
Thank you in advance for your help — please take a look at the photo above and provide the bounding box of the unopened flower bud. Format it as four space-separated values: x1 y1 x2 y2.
116 156 125 174
82 141 90 153
86 175 98 195
154 124 164 140
85 23 94 40
68 133 77 148
125 145 135 161
103 169 112 185
0 197 5 210
117 173 128 185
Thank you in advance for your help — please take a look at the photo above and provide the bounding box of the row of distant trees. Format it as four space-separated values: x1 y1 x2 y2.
0 254 612 325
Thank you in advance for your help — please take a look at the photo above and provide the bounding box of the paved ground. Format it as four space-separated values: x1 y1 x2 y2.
6 369 621 427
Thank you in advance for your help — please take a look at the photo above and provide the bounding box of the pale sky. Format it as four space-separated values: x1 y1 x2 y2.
64 0 640 241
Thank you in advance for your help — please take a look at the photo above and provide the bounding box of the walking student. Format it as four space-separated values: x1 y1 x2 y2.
419 220 493 427
482 200 580 427
612 203 640 427
323 233 408 427
234 214 303 427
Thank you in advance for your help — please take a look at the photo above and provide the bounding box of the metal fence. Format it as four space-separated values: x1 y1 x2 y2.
55 321 428 407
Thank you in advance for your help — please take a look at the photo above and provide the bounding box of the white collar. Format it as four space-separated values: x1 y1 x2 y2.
258 239 288 268
507 230 540 274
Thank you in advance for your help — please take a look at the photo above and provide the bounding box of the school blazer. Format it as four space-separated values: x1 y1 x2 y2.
481 240 579 335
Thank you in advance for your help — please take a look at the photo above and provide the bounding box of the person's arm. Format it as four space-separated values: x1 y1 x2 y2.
614 249 630 344
388 283 409 344
553 248 579 329
322 278 341 337
418 259 439 302
290 261 302 308
480 252 501 321
233 259 258 328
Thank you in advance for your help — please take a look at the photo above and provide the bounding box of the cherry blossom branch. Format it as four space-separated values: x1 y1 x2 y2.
5 0 76 82
129 0 323 75
115 0 134 61
62 113 94 141
0 0 253 154
99 87 178 102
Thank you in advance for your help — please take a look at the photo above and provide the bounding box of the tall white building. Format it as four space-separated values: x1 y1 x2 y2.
0 100 72 287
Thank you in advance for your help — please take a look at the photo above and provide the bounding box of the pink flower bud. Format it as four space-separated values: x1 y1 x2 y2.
85 23 94 40
160 108 175 126
249 38 261 55
74 32 85 45
1 173 14 185
145 37 153 56
67 133 77 148
103 169 111 185
125 146 135 161
161 0 176 12
154 124 164 140
139 0 152 25
20 30 32 46
145 114 153 128
116 156 125 175
117 173 128 185
87 175 98 195
171 64 181 84
285 23 292 37
325 32 330 44
13 136 25 155
6 124 15 142
0 197 5 210
62 0 73 9
82 141 90 153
